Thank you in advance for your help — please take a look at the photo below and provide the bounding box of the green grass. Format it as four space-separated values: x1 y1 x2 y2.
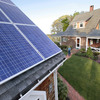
58 55 100 100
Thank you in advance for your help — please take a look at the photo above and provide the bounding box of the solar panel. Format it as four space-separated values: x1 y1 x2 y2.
0 0 62 84
0 0 14 5
0 10 9 22
0 2 35 24
0 24 43 83
17 25 61 58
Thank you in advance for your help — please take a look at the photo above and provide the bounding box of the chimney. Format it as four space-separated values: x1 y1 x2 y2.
90 5 94 12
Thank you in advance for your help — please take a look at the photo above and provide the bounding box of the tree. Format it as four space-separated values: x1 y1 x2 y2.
86 47 93 58
58 77 68 100
51 15 70 34
61 17 69 32
51 12 79 34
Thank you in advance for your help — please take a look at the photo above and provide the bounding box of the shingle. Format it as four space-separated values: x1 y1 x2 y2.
7 87 19 99
16 81 27 92
0 84 7 95
25 77 32 86
0 92 12 100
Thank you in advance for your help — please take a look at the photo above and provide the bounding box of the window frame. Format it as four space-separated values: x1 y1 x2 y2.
62 37 67 42
79 22 85 28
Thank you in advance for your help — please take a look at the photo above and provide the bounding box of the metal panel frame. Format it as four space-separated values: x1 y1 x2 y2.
0 0 15 6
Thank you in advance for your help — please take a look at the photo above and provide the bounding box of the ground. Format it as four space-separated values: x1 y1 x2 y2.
58 55 100 100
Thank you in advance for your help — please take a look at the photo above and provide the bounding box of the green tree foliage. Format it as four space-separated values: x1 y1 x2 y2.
86 47 93 58
51 12 79 34
51 15 70 34
58 77 68 100
61 17 69 32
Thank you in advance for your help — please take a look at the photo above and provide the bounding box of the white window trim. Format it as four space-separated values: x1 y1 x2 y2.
76 37 81 49
79 22 85 28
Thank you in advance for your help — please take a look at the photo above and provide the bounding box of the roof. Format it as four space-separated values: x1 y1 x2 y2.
71 12 93 23
71 8 100 33
53 8 100 37
0 52 65 100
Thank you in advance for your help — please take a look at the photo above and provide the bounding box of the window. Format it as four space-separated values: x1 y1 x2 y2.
73 23 77 29
96 39 99 43
90 40 93 45
62 37 67 42
79 22 84 28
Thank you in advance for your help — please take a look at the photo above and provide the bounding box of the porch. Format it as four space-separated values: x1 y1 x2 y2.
86 37 100 52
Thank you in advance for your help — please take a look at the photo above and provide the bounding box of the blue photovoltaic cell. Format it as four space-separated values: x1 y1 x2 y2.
17 25 61 58
0 10 9 22
0 2 35 24
0 24 43 82
0 0 14 5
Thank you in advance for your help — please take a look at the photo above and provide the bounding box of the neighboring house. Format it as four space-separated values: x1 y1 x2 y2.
0 0 66 100
52 5 100 52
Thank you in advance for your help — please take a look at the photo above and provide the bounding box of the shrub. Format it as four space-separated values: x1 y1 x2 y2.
59 45 68 51
75 52 82 56
93 56 98 60
75 52 87 57
86 47 93 58
58 77 68 100
93 52 100 56
80 48 85 53
81 52 87 57
54 42 60 46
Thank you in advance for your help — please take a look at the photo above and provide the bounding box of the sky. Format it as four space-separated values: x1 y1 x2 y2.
11 0 100 34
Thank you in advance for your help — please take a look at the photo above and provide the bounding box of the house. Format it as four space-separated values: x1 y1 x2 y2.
53 5 100 52
0 0 66 100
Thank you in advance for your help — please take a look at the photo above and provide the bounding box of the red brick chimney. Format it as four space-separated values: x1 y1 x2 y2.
90 5 94 12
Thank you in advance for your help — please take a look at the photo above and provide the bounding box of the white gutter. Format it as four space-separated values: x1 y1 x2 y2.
19 58 67 100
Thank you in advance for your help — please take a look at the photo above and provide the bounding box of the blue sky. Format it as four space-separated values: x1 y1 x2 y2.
12 0 100 34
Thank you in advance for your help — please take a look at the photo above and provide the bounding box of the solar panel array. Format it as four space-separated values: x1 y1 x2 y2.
0 0 14 5
0 10 9 22
0 2 35 24
0 0 61 84
0 24 43 82
17 25 61 58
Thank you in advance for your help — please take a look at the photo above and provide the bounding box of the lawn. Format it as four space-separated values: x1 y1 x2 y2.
58 55 100 100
